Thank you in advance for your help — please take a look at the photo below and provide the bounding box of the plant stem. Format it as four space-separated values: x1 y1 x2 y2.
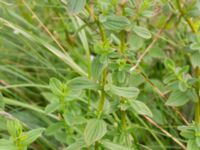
96 13 108 119
195 68 200 124
121 110 127 129
195 100 200 124
176 0 200 124
144 115 186 149
97 69 107 118
96 21 107 44
176 0 197 33
129 14 173 71
120 31 126 53
95 141 98 150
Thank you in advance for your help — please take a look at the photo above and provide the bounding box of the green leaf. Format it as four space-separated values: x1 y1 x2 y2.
187 140 199 150
84 119 107 146
0 93 5 110
91 56 106 81
45 101 59 114
190 42 200 51
128 34 144 51
21 128 45 146
187 88 198 102
101 140 132 150
191 52 200 68
42 92 59 103
177 66 189 76
7 119 22 138
64 114 86 126
68 77 99 90
165 90 190 106
105 84 139 98
54 130 67 143
65 139 86 150
195 125 200 147
67 0 86 14
130 100 153 117
178 81 187 92
49 78 64 96
100 15 131 31
141 10 154 18
0 139 17 150
117 71 127 84
46 122 64 136
133 25 151 39
164 58 175 70
178 125 195 139
64 89 82 101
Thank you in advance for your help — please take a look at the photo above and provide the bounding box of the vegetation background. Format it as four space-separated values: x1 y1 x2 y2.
0 0 200 150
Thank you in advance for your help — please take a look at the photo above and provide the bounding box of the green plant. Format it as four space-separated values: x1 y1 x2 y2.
0 118 44 150
1 0 200 149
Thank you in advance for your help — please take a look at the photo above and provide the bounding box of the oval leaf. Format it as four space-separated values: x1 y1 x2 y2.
91 56 106 81
166 90 190 106
68 77 99 90
133 25 151 39
84 119 107 146
105 84 139 99
100 15 131 31
131 100 153 117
